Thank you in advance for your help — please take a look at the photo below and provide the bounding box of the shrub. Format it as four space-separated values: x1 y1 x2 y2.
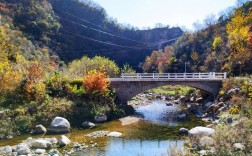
83 70 110 95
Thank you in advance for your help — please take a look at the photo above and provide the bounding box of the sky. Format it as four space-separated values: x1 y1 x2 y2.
93 0 237 30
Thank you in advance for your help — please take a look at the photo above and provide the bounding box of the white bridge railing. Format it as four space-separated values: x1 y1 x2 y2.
118 72 227 80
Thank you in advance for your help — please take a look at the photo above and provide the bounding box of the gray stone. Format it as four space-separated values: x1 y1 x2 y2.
196 97 203 103
204 102 213 108
0 146 12 155
106 132 122 137
233 143 245 151
35 125 47 134
48 149 60 155
227 88 240 96
199 136 215 149
34 149 46 154
16 144 30 155
85 131 110 138
189 126 215 137
58 135 71 146
166 102 173 106
31 139 52 149
179 128 189 135
48 117 70 133
94 114 107 122
82 121 96 129
177 113 187 120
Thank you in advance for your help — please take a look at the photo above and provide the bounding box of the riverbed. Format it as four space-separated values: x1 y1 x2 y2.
0 100 206 156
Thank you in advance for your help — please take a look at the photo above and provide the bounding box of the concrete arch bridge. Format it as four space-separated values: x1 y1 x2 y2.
109 73 227 104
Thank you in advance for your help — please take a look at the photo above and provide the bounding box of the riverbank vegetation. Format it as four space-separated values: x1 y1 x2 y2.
0 54 135 139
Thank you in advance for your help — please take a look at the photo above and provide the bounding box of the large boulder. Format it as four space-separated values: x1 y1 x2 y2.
16 144 31 155
31 139 52 149
199 136 215 149
0 146 12 155
106 132 122 137
189 126 215 137
35 125 47 134
82 121 96 129
48 117 70 133
58 135 71 146
94 114 107 122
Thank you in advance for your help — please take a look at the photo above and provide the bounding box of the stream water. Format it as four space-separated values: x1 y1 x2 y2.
0 100 205 156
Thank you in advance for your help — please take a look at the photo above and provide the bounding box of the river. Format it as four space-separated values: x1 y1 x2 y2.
0 100 205 156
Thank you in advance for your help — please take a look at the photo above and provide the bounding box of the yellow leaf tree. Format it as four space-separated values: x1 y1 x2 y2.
82 70 110 94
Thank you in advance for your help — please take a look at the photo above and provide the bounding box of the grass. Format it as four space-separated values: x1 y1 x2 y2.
148 85 195 96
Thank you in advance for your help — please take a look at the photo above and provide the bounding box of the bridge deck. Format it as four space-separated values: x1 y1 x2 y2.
109 72 226 81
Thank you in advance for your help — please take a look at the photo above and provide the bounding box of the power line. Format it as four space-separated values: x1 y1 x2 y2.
62 19 148 45
61 28 179 50
54 8 149 44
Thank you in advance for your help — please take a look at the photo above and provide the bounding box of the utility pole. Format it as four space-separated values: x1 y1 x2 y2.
185 62 187 73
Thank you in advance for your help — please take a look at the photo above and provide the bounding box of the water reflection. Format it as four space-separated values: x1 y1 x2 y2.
73 138 183 156
135 100 180 126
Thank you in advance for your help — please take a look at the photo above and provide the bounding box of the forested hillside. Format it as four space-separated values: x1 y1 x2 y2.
0 0 182 68
142 1 252 75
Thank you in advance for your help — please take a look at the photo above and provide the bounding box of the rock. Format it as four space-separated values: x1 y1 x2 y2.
45 137 58 144
34 149 46 154
31 139 52 149
48 149 60 155
227 88 240 96
204 102 213 108
199 136 215 149
94 114 107 122
48 117 70 133
180 96 186 103
173 99 180 104
226 117 233 124
16 144 30 155
189 126 215 137
85 131 110 138
166 102 173 106
190 96 195 102
0 146 12 155
58 135 71 146
196 97 203 103
179 128 189 135
82 121 96 129
177 113 187 120
35 125 47 134
107 132 122 137
233 143 245 151
198 147 216 156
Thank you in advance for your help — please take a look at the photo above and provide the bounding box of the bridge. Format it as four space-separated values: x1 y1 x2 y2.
109 72 227 104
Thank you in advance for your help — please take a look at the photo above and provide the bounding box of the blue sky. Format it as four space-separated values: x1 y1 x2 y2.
93 0 237 30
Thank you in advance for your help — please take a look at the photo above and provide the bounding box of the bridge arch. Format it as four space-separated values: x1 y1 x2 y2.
110 80 222 104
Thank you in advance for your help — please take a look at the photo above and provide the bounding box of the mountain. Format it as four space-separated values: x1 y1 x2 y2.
142 1 252 75
0 0 183 69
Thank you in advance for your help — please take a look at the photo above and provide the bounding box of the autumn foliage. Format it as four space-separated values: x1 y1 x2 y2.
24 62 46 101
82 70 110 94
0 61 22 95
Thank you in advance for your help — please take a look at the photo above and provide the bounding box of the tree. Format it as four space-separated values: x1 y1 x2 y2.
226 8 252 66
0 61 22 95
82 70 110 94
24 62 46 101
121 63 136 73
